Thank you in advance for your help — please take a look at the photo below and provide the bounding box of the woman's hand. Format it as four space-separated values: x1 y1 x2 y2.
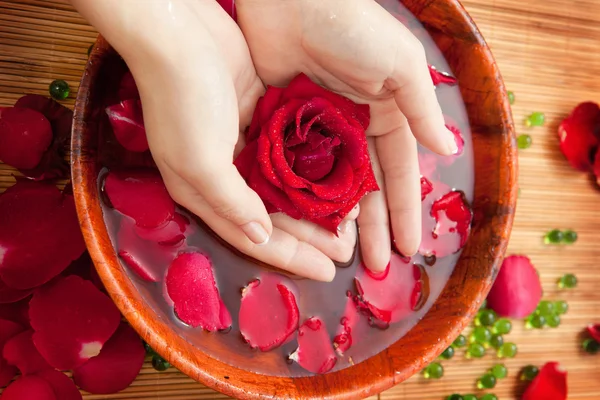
237 0 457 272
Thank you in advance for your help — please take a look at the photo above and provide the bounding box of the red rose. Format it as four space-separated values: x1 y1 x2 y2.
234 73 379 233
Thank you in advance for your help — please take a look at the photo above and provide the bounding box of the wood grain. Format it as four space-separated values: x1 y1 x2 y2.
0 0 598 399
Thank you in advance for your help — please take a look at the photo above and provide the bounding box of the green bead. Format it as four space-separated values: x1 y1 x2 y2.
477 309 497 327
526 112 546 127
508 91 515 105
558 273 578 289
537 300 555 317
480 394 498 400
471 326 492 344
527 314 546 329
547 314 561 328
520 365 539 381
466 343 486 359
555 300 569 315
423 362 444 379
517 134 532 149
544 229 563 244
463 395 477 400
477 373 497 389
446 395 463 400
563 229 578 244
491 364 508 379
151 355 171 371
498 342 518 358
480 299 488 310
144 342 157 356
490 334 504 349
440 346 455 360
583 339 600 354
453 334 467 348
493 318 512 335
49 79 70 100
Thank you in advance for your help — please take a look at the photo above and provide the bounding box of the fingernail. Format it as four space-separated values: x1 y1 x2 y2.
337 221 350 234
446 127 459 155
242 222 270 245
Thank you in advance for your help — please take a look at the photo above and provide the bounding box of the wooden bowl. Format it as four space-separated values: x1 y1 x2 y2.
71 0 517 398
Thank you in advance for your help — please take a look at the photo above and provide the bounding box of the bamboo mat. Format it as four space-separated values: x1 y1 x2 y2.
0 0 599 399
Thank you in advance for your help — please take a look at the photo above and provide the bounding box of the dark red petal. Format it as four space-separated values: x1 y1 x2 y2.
72 322 145 395
247 86 284 142
428 65 458 87
558 102 600 171
332 296 366 355
2 330 52 375
134 212 189 245
0 319 24 387
216 0 236 20
0 277 33 304
234 140 259 180
486 255 542 318
0 107 53 169
587 324 600 342
29 275 121 370
447 124 464 156
0 181 86 289
118 71 140 101
104 169 175 228
290 317 337 374
239 274 299 351
0 298 31 327
420 176 433 201
166 252 231 331
36 369 82 400
1 375 57 400
0 358 17 388
106 99 149 152
522 362 567 400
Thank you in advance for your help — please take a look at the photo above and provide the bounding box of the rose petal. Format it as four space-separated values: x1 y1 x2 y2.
106 99 149 152
428 65 458 87
587 324 600 342
0 277 33 304
248 86 284 142
0 107 53 169
134 212 189 246
558 102 600 171
421 176 433 201
216 0 237 21
234 140 259 180
36 370 82 400
3 330 52 375
522 362 567 400
289 317 337 374
118 71 140 101
0 298 31 327
1 375 57 400
0 319 24 387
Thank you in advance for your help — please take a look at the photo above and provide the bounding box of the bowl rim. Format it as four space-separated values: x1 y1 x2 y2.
71 1 517 398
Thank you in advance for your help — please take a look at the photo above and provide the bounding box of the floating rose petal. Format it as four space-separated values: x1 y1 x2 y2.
0 107 53 169
587 324 600 342
333 295 366 356
290 317 337 374
36 370 82 400
420 176 433 201
429 65 458 87
72 322 145 395
106 99 149 152
558 102 600 171
0 181 86 290
486 255 542 318
104 169 175 228
29 275 121 370
1 375 57 400
522 362 567 400
239 274 299 351
3 330 51 375
134 212 189 246
447 124 465 157
166 252 231 331
118 71 140 101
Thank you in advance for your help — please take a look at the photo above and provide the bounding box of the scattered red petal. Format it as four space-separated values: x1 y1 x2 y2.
429 65 458 87
587 324 600 342
104 169 175 228
216 0 236 20
0 359 17 388
0 298 30 327
36 369 82 400
332 295 364 355
486 255 542 318
522 362 567 400
239 274 299 351
447 124 465 156
420 176 433 201
29 275 121 370
134 212 189 246
558 102 600 171
72 322 145 395
0 107 53 169
106 99 149 152
0 277 33 304
0 181 86 289
118 71 140 101
166 252 231 331
290 317 337 374
3 330 51 375
1 375 57 400
0 318 24 387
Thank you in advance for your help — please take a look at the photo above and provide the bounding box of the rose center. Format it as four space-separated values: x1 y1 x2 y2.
285 127 341 182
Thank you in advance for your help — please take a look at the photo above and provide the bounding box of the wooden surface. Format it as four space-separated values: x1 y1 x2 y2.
0 0 598 399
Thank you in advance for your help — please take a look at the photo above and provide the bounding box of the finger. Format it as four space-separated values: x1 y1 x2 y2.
357 139 391 272
344 204 360 221
375 118 421 256
271 213 357 263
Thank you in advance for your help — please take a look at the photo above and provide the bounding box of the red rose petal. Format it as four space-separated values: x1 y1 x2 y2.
558 102 600 171
247 87 284 142
0 298 31 327
486 255 542 318
0 277 33 304
29 275 121 370
447 124 464 156
522 362 567 400
104 169 175 228
72 322 145 395
586 324 600 342
332 296 365 356
239 274 299 351
165 252 231 331
118 71 140 101
134 212 189 245
216 0 236 20
0 107 53 169
14 94 72 180
106 99 149 152
0 359 17 388
36 370 82 400
1 375 57 400
0 181 86 290
420 176 433 201
0 319 24 387
354 254 428 324
234 140 259 180
428 65 458 87
3 330 51 375
289 317 337 374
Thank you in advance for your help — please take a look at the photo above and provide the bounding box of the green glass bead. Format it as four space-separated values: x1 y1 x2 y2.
537 300 555 317
544 229 563 244
440 346 455 360
498 342 518 358
555 300 569 315
517 134 532 149
480 299 488 310
547 314 561 328
583 339 600 354
463 395 477 400
477 373 497 389
151 355 171 371
49 79 70 101
520 365 539 381
525 112 546 127
491 364 508 379
558 273 578 289
493 318 512 335
563 229 578 244
423 362 444 379
508 91 515 105
471 326 492 344
477 309 497 327
144 342 156 356
466 343 486 359
447 395 463 400
453 334 467 348
480 394 498 400
490 334 504 349
527 314 546 329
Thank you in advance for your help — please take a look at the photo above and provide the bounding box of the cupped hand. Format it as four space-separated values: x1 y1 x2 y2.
237 0 457 272
71 0 356 281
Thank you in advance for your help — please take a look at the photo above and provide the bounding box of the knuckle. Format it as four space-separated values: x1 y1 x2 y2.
211 201 244 222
